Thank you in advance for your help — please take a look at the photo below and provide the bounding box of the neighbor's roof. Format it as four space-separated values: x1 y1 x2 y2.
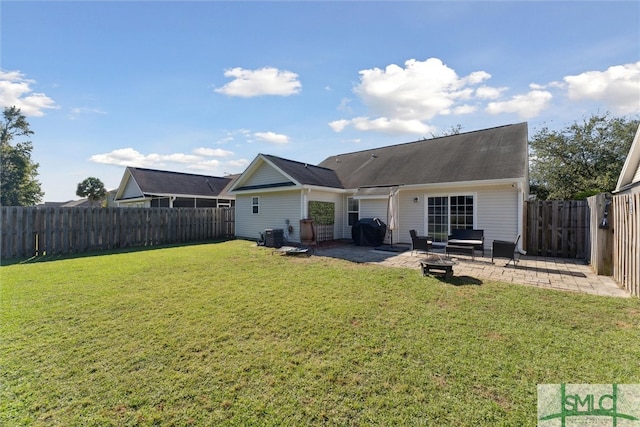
123 167 236 198
318 122 529 188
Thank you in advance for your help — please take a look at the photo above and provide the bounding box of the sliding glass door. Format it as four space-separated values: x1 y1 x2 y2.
427 196 449 243
427 195 475 243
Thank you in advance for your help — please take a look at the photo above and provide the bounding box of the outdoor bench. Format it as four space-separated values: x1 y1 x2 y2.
447 229 485 256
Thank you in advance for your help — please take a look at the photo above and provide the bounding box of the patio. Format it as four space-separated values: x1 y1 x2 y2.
312 242 629 298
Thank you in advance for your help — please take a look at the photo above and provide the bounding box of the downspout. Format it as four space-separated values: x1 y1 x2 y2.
516 182 526 254
301 188 310 219
170 196 176 208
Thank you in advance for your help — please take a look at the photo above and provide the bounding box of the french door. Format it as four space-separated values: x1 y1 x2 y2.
427 195 475 243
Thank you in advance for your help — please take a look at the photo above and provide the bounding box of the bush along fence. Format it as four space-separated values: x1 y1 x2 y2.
526 200 589 258
0 206 235 260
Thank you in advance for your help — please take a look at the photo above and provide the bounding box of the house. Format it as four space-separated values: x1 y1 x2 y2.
113 167 237 208
229 122 529 252
613 124 640 195
40 189 118 208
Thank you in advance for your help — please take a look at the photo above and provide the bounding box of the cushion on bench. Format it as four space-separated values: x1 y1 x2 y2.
447 229 485 256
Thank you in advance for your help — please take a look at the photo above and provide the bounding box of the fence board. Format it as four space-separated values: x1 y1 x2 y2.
613 194 640 296
526 200 588 258
0 207 235 260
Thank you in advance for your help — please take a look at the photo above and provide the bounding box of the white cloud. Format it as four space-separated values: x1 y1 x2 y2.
337 97 352 113
90 148 149 167
328 119 350 132
330 116 435 135
225 158 250 169
485 90 552 118
475 85 506 100
68 107 107 120
353 58 494 121
253 131 290 144
89 146 239 171
186 159 222 171
563 61 640 114
193 147 234 157
0 70 58 117
214 67 301 97
452 104 477 115
330 58 506 136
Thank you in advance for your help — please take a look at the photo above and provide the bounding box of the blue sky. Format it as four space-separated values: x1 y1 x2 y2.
2 1 639 202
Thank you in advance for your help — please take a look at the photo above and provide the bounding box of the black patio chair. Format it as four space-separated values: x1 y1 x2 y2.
492 235 520 268
410 229 432 256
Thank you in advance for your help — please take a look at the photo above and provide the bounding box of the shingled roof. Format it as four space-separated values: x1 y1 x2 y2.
318 122 528 189
125 167 235 198
262 155 343 189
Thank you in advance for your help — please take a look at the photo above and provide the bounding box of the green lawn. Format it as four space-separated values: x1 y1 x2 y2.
1 240 639 426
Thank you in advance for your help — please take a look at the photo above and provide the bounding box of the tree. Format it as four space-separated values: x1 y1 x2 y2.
529 113 640 200
0 106 44 206
425 124 463 139
76 177 107 206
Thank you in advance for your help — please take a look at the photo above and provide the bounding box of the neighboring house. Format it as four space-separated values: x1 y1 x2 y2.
114 167 237 208
41 189 118 208
230 122 529 252
614 124 640 195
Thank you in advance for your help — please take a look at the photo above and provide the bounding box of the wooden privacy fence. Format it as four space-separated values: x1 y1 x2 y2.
526 200 589 258
0 206 235 259
612 193 640 297
586 194 613 276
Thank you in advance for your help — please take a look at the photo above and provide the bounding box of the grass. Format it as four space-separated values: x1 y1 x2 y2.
1 240 639 426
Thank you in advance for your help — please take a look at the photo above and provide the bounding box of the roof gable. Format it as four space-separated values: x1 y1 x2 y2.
230 154 343 192
318 123 528 188
263 155 343 188
615 125 640 193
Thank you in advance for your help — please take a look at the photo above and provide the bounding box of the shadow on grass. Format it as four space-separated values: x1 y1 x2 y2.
432 275 484 286
0 239 233 266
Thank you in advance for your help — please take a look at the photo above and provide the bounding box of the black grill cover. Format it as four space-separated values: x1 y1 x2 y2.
352 218 387 246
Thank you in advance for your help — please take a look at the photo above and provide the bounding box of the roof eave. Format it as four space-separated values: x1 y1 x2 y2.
395 177 527 191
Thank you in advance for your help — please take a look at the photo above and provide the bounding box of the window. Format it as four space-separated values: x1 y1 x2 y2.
251 196 259 214
450 195 474 230
347 197 359 226
427 195 475 243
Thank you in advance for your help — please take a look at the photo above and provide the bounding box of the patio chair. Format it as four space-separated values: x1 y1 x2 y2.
492 235 520 268
410 229 432 256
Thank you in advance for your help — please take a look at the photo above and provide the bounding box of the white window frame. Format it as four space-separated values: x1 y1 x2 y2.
426 192 477 243
347 197 359 226
251 196 260 214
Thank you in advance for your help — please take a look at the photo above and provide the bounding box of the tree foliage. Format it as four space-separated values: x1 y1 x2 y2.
0 106 44 206
76 177 107 206
529 113 639 200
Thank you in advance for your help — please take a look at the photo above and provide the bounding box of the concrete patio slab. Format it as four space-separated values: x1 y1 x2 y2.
313 242 630 298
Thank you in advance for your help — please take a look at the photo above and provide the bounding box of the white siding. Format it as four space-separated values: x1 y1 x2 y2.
244 162 293 187
235 191 303 242
118 199 150 208
632 163 640 186
122 177 143 199
397 191 424 245
360 199 387 220
475 186 519 244
392 184 519 248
